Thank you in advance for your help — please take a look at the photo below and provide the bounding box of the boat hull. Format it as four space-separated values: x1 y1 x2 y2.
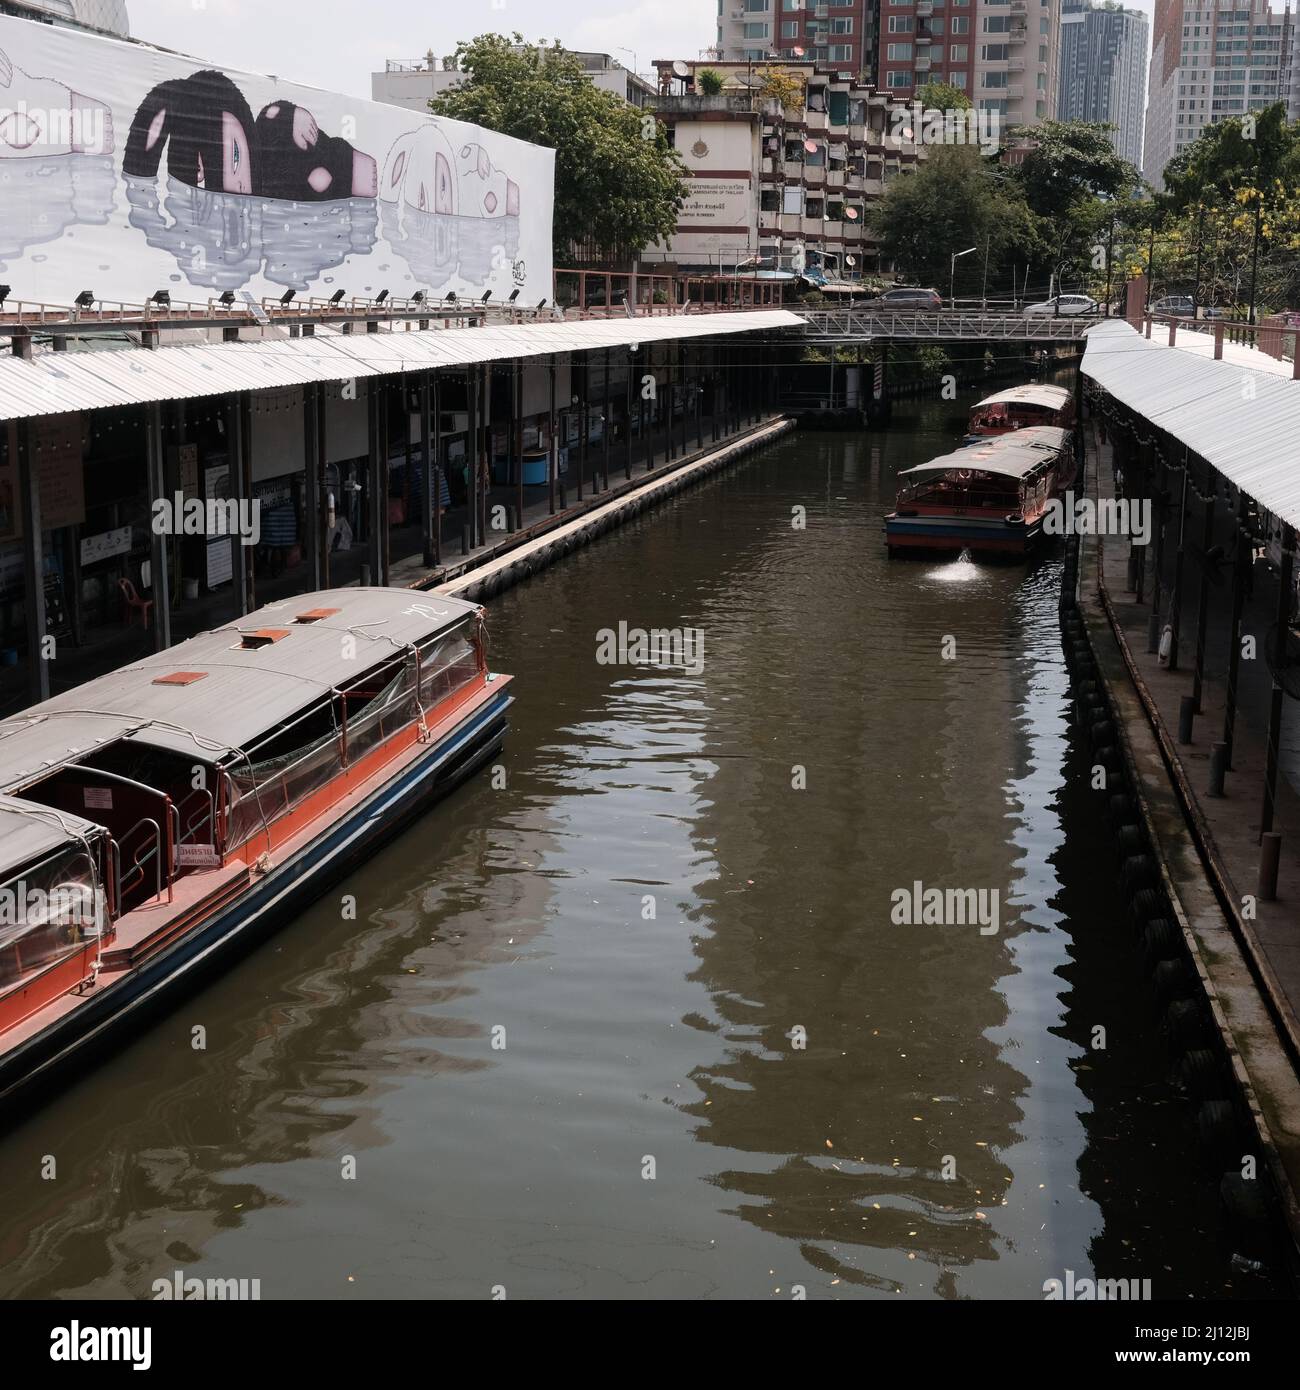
885 513 1037 556
0 688 512 1114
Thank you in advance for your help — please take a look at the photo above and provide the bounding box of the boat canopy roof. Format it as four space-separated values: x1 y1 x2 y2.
972 384 1072 412
0 796 104 880
899 426 1070 485
0 588 480 791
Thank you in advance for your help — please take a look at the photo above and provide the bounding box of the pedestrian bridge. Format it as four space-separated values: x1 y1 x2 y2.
792 308 1096 343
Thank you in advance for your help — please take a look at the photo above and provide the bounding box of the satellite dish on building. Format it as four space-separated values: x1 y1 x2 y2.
846 255 857 266
672 59 691 79
792 47 806 57
804 139 818 154
844 207 859 220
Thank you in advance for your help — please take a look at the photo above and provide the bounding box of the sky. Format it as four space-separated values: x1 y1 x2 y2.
128 0 1165 101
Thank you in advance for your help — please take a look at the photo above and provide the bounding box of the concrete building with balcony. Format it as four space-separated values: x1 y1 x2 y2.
1143 0 1293 188
372 49 657 113
715 1 881 79
1056 1 1149 167
877 0 1060 126
645 58 921 280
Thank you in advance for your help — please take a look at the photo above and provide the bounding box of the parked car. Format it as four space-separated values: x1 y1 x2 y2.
864 286 943 311
1152 295 1196 318
1022 294 1100 318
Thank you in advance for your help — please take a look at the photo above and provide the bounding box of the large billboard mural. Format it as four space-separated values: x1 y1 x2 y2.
0 15 554 306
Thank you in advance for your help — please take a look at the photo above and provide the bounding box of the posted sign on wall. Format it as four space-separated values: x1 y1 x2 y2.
0 15 555 307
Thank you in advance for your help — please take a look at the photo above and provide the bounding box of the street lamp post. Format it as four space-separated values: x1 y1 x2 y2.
950 245 976 308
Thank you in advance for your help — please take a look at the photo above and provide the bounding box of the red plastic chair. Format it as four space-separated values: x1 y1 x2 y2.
118 577 153 629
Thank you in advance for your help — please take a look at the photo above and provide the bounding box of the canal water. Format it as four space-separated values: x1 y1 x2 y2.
0 388 1260 1300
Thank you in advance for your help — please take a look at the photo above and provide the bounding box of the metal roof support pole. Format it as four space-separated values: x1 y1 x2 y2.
15 419 50 703
478 364 490 546
145 402 172 651
1222 489 1250 768
601 348 611 492
638 355 648 473
1167 454 1190 672
577 354 587 502
432 372 443 568
419 372 435 567
1191 462 1216 713
1147 441 1166 629
303 384 323 593
366 383 383 583
226 393 250 618
548 358 558 516
1261 524 1295 838
380 383 392 584
624 348 633 482
318 386 331 590
464 368 477 553
514 359 524 529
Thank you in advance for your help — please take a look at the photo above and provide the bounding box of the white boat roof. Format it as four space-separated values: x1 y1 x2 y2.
0 588 480 790
0 795 104 881
972 384 1072 411
899 426 1070 485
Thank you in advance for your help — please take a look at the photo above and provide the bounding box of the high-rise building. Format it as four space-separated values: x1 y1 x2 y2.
1143 0 1292 189
716 0 1060 129
876 0 1059 125
1288 8 1300 118
1057 1 1149 167
716 1 880 81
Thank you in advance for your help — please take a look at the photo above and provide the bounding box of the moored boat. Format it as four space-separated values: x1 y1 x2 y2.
962 383 1075 444
885 425 1076 557
0 588 511 1110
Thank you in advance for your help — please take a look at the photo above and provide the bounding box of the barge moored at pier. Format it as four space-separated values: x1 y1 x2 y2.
0 589 511 1109
963 384 1075 443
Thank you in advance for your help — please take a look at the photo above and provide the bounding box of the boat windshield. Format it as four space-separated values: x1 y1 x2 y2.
0 842 104 992
898 471 1025 511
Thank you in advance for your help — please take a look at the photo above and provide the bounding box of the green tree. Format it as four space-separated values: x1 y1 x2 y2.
914 80 972 112
1010 121 1140 215
429 34 686 264
696 68 724 96
1163 104 1300 207
871 145 1039 294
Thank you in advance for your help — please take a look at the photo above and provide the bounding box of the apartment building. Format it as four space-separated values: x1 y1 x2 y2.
716 0 880 79
876 0 1060 124
1143 0 1293 188
372 49 657 113
645 58 921 278
1057 1 1149 167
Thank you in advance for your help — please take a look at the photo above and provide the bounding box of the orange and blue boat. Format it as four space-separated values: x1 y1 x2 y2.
962 383 1075 444
0 588 511 1111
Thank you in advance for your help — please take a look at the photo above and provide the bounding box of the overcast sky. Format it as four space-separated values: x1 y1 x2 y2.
130 0 1161 100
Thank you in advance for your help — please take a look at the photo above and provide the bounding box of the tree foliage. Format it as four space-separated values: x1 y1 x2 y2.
429 34 686 264
914 81 971 113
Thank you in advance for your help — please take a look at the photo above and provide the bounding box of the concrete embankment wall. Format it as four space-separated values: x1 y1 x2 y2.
1064 422 1300 1289
428 418 794 605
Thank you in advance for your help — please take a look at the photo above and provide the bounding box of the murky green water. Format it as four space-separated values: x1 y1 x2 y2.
0 390 1258 1299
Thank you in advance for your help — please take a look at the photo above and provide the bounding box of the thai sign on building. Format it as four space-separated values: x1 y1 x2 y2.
0 14 555 307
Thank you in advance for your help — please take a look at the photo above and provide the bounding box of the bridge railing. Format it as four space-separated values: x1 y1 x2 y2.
793 309 1097 341
1142 312 1299 377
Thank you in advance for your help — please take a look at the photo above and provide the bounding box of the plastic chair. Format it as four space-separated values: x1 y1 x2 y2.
118 577 153 629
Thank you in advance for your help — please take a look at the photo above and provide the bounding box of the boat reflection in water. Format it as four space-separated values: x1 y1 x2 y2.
0 589 512 1112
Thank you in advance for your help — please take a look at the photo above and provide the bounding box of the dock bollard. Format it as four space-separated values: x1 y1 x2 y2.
1208 743 1228 798
1147 613 1162 654
359 563 371 586
1178 695 1196 745
461 524 471 556
1126 548 1141 591
1258 832 1282 902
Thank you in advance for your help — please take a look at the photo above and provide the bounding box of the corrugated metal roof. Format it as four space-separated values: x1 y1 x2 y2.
0 795 104 880
0 588 480 787
900 426 1070 483
1082 320 1300 530
0 310 801 421
973 384 1071 411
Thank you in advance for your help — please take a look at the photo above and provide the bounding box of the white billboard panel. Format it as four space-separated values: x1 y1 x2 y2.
0 15 555 306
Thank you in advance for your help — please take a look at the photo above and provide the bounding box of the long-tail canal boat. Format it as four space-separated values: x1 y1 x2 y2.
963 384 1074 443
885 425 1076 557
0 588 511 1109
